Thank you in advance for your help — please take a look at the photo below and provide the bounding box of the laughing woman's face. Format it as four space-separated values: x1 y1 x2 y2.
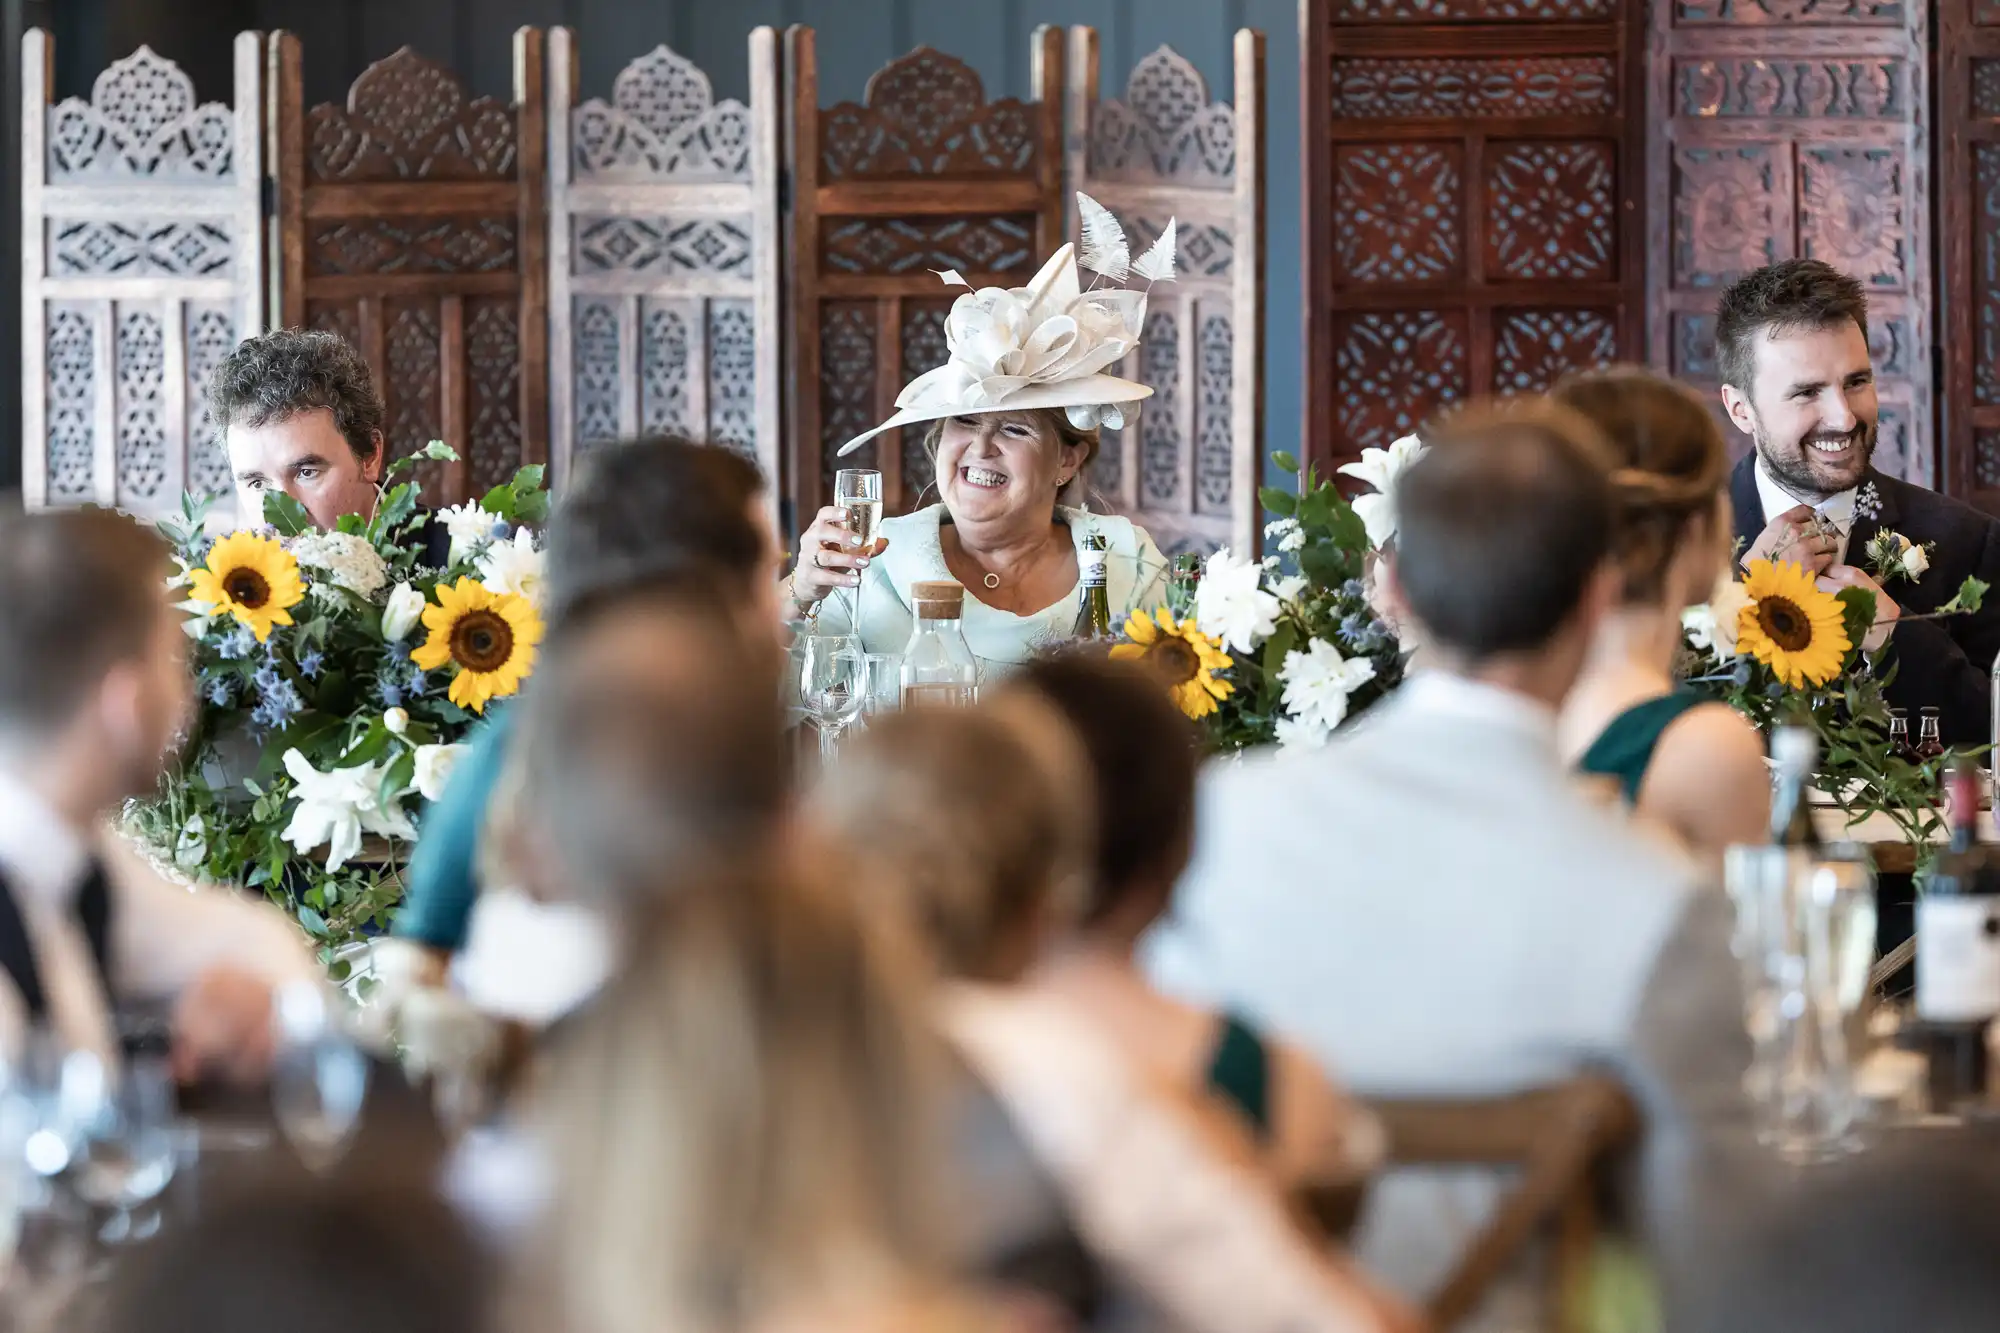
933 412 1084 530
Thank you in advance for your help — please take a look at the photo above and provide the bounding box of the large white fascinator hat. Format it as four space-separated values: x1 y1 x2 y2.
836 193 1179 457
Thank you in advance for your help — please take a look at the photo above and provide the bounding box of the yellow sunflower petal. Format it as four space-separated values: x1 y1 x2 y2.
190 531 305 642
1123 610 1160 645
1736 559 1850 689
1108 644 1146 662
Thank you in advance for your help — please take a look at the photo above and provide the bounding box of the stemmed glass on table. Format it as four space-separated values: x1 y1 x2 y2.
801 635 867 767
270 981 371 1174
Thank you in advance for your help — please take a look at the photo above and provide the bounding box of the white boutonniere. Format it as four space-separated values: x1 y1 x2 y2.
1864 528 1931 585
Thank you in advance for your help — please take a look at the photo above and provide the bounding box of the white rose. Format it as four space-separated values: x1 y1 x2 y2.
382 582 426 643
383 707 410 737
1682 575 1752 658
1901 539 1930 579
413 743 469 803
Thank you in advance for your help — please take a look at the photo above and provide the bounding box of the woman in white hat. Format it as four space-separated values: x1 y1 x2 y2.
785 198 1174 673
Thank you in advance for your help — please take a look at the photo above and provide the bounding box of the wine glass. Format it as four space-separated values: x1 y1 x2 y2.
65 1049 177 1244
801 635 867 766
270 982 371 1174
832 469 883 623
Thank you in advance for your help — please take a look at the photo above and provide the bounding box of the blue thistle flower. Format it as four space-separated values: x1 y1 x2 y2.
251 663 283 696
216 626 257 661
378 678 405 709
297 648 324 679
386 640 415 666
207 680 232 708
1339 578 1367 602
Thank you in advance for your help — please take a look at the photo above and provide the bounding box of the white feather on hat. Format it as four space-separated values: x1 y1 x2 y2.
836 194 1178 456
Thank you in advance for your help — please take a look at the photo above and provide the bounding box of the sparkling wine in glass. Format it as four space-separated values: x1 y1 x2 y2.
802 635 867 767
834 469 884 552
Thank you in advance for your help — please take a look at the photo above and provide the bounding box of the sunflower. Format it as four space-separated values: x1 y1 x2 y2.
1111 608 1234 720
410 578 543 714
187 531 306 643
1736 559 1851 689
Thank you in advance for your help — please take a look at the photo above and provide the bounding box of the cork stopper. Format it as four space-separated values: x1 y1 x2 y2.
912 580 966 619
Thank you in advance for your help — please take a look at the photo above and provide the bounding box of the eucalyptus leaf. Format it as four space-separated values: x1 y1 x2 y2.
1270 451 1300 475
261 490 314 537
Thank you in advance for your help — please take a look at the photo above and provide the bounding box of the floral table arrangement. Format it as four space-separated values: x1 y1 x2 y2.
1680 523 1987 858
125 443 550 968
1112 440 1415 752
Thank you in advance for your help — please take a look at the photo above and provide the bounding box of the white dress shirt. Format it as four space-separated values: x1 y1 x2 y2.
1754 457 1857 564
0 769 317 1064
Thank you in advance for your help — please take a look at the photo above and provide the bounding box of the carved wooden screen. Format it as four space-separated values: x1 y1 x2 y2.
782 30 1065 524
547 28 782 505
1939 0 1999 506
1301 0 1647 476
1066 32 1265 560
1651 0 1932 483
20 33 266 517
271 34 548 506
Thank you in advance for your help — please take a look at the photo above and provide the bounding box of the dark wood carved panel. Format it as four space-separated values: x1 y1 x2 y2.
272 35 547 505
1650 8 1931 483
1941 2 2000 508
1302 1 1647 477
782 31 1064 523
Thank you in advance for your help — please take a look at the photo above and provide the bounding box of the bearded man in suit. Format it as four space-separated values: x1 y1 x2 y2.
1720 259 2000 745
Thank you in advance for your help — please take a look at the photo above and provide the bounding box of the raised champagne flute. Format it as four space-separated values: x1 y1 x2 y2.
833 469 883 626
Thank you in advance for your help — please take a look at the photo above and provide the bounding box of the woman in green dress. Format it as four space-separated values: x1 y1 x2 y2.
1553 369 1771 861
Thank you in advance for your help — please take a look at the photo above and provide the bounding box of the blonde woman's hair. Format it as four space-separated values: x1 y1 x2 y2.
811 696 1093 981
528 850 954 1333
918 410 1102 507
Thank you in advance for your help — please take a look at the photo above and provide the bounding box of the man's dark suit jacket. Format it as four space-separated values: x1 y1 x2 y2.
1729 454 2000 746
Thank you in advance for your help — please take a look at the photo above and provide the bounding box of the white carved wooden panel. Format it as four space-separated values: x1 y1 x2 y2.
20 32 266 517
547 26 782 513
1066 30 1265 560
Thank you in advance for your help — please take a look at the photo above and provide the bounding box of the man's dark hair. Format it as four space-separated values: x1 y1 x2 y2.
0 507 169 735
514 581 788 911
1006 652 1199 928
206 329 386 466
546 437 767 625
1714 259 1870 394
1394 400 1615 661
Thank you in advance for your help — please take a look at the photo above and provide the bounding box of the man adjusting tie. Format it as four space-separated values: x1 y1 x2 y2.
1719 259 2000 746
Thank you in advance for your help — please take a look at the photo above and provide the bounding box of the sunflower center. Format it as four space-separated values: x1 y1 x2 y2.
1757 596 1814 652
1146 636 1202 687
450 609 515 674
222 568 270 610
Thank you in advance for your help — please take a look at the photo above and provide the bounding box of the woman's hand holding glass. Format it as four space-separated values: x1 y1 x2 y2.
791 506 888 608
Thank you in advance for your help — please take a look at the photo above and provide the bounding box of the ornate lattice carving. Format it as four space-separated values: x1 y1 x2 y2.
307 49 515 182
821 50 1036 179
823 216 1034 277
46 308 96 501
185 305 236 497
1868 317 1913 377
1675 59 1904 118
114 310 167 502
1139 311 1182 507
1675 0 1902 21
1977 145 2000 407
1978 61 2000 118
707 301 757 459
1110 213 1234 280
47 46 233 179
1195 314 1233 513
640 304 690 437
573 298 622 445
1977 430 2000 489
573 216 752 276
896 302 950 502
573 46 751 181
1493 309 1618 393
1335 0 1611 16
308 303 361 348
1335 311 1468 451
1798 146 1906 289
1485 141 1615 282
1329 57 1615 118
309 218 516 276
384 304 442 482
1092 429 1126 497
1089 47 1234 187
1674 313 1719 380
467 301 521 493
820 304 878 478
1672 144 1780 288
1874 404 1912 482
50 220 233 277
1336 143 1462 283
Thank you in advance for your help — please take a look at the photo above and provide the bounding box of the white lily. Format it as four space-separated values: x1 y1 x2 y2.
475 528 545 605
278 748 418 873
1194 548 1280 654
438 502 499 569
382 582 426 643
1337 434 1428 548
1278 638 1377 735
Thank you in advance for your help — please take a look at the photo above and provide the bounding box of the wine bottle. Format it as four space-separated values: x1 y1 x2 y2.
1769 725 1823 850
1071 533 1112 641
1917 708 1946 765
1917 760 2000 1025
1888 708 1912 764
